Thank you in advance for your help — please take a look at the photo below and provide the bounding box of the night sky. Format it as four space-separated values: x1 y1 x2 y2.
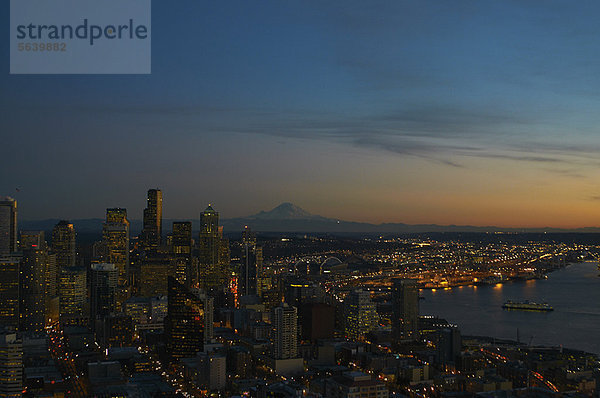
2 1 600 227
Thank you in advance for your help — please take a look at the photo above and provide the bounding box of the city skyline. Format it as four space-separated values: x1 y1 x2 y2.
2 2 600 396
4 1 600 228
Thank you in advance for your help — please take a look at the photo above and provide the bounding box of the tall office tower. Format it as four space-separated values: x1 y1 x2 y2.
391 278 419 342
102 208 130 286
240 226 261 296
198 205 221 290
0 332 22 397
164 277 204 359
20 239 48 332
140 189 163 251
22 231 58 326
58 266 87 326
194 290 214 344
172 221 192 256
272 303 298 359
44 254 59 326
51 220 76 268
0 256 20 329
172 222 192 285
0 198 17 256
345 289 378 340
89 263 118 327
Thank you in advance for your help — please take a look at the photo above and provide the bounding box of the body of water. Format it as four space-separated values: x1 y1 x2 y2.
419 261 600 354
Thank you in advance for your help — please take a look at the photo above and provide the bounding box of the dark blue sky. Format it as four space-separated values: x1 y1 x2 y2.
2 1 600 227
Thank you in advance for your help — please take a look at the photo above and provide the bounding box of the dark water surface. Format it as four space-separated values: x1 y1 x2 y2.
420 262 600 354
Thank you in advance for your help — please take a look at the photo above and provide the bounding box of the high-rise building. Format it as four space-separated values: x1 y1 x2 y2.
102 208 130 286
59 266 87 326
0 256 20 329
0 198 17 256
172 221 192 285
240 226 261 296
20 239 49 332
172 221 192 257
140 189 162 251
0 332 23 398
43 254 59 326
90 263 118 326
272 303 298 360
194 291 214 344
51 220 76 268
165 277 204 359
391 278 419 342
345 290 378 340
198 205 223 290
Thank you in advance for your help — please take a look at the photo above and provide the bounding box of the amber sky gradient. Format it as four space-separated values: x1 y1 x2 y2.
2 1 600 228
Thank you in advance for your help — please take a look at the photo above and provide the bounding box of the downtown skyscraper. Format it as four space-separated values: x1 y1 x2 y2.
165 276 204 359
0 198 17 256
198 205 224 291
391 278 419 343
52 220 76 268
345 289 378 341
102 208 130 286
140 189 163 251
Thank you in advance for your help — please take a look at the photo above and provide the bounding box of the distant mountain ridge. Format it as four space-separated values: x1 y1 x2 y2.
18 203 600 234
247 202 330 221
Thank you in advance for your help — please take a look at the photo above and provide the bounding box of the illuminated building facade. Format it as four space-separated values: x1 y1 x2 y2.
0 197 17 256
51 220 76 268
139 254 172 297
0 332 22 398
140 189 162 251
172 221 192 285
20 241 49 332
102 208 130 286
58 266 87 326
198 205 223 290
344 289 378 340
392 278 419 342
241 226 262 296
90 263 118 326
172 221 192 257
0 256 20 329
165 277 204 359
272 303 298 360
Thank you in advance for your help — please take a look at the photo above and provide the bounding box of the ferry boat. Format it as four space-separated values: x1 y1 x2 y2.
502 300 553 312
